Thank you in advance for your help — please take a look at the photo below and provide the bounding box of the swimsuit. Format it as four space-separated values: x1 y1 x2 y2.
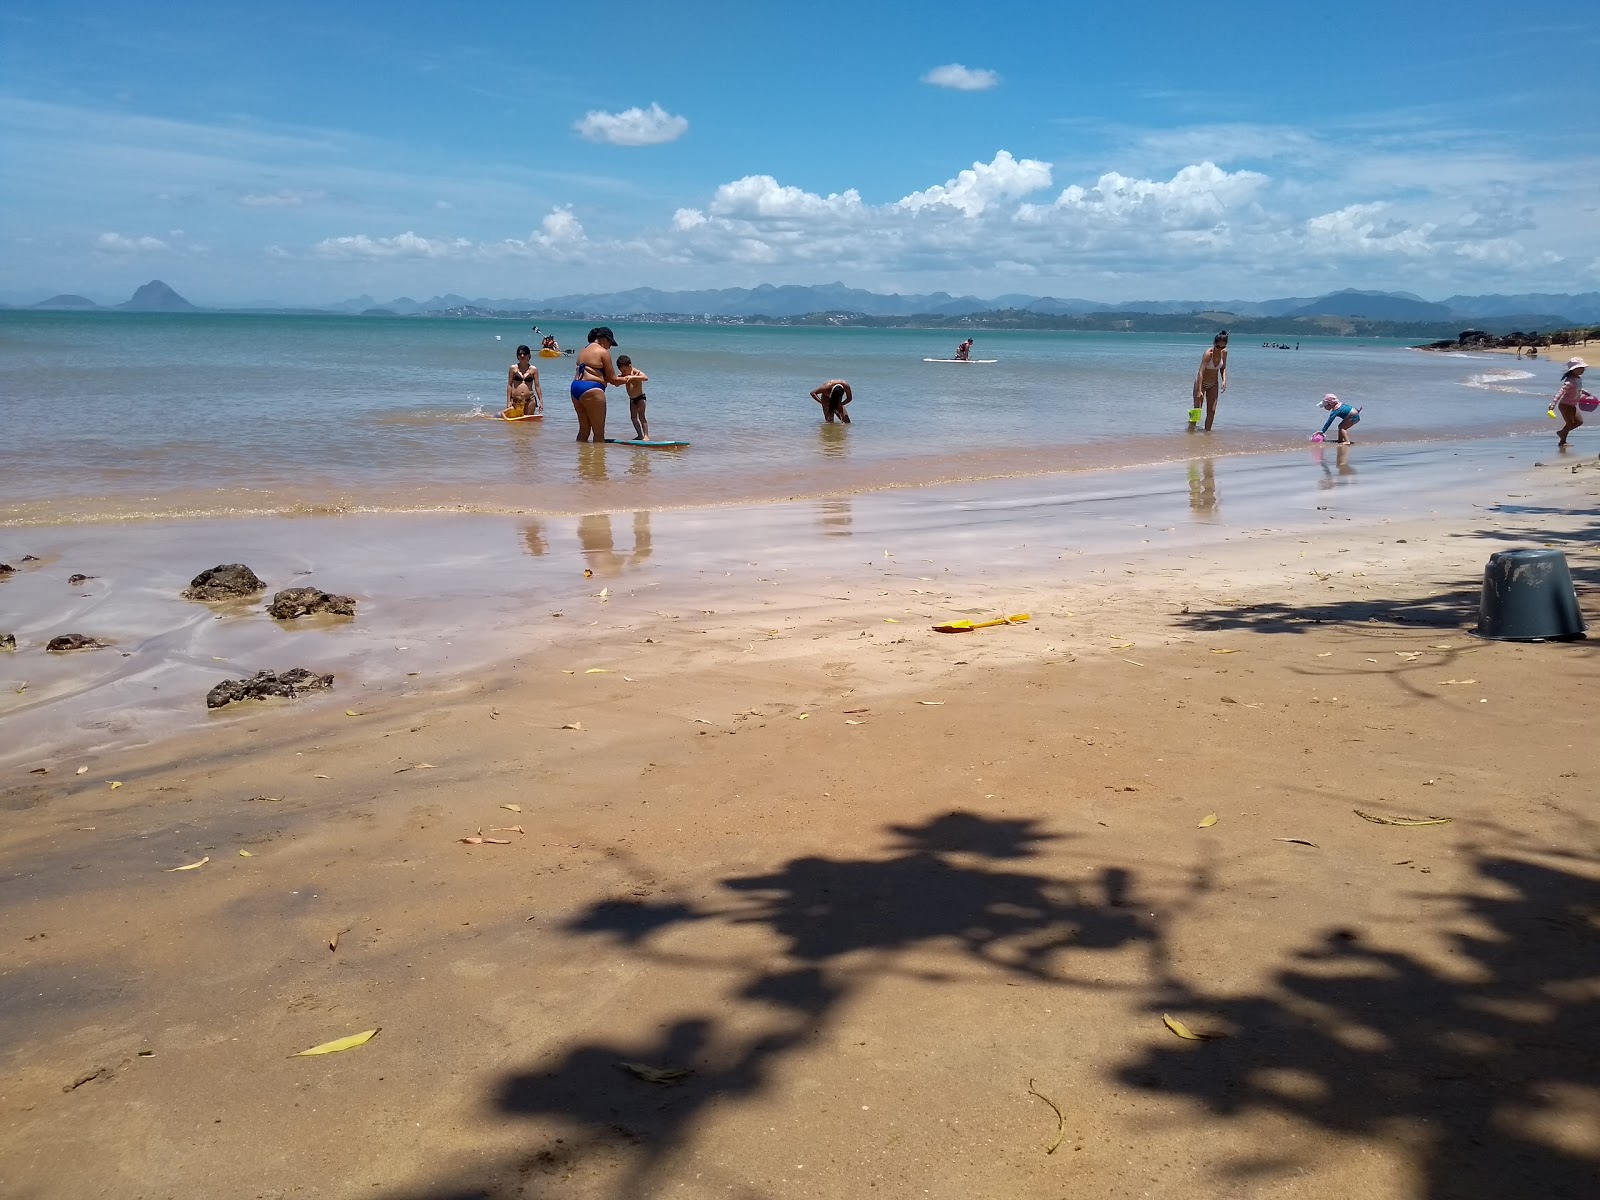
571 363 608 403
511 366 536 387
1320 404 1360 435
629 392 647 404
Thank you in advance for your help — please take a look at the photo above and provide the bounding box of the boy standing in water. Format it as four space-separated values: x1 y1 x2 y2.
616 355 650 440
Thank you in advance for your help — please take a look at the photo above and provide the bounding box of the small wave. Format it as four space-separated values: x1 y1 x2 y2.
1467 369 1535 385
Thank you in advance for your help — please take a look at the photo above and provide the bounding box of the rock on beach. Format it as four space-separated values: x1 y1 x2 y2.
46 634 106 652
184 563 267 601
267 587 356 620
205 668 336 709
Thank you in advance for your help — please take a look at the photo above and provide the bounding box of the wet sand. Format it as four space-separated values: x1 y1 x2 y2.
2 442 1598 1199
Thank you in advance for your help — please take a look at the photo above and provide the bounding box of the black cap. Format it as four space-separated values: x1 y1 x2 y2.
587 326 618 346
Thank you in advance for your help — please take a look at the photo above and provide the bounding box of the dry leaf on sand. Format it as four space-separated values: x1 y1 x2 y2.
1275 838 1319 847
561 722 583 731
618 1061 690 1085
166 857 209 872
501 803 522 813
76 766 88 775
291 1029 379 1057
1162 1014 1222 1041
238 849 253 857
1354 809 1452 827
460 835 511 845
1198 813 1219 828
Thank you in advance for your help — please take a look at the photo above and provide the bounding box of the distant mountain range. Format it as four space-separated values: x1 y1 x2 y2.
12 280 1600 326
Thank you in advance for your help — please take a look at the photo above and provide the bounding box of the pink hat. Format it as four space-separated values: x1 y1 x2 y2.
1567 357 1587 370
1321 393 1339 408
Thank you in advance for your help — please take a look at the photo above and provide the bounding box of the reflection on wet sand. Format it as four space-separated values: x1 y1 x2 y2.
1187 458 1220 519
818 497 853 537
521 520 548 557
576 443 609 484
817 423 850 460
578 510 654 576
1315 444 1358 489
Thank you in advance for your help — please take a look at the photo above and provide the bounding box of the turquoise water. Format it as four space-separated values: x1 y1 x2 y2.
0 311 1558 523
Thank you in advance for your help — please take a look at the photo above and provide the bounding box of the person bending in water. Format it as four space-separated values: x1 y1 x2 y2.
571 326 625 442
616 355 650 440
505 345 543 417
1553 356 1587 447
1193 331 1229 431
1317 394 1361 444
810 379 853 423
954 338 974 361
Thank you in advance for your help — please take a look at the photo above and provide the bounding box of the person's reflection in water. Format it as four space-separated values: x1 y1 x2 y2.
1314 444 1359 490
1187 458 1219 519
576 442 609 484
818 497 853 537
578 510 653 577
817 422 850 460
520 519 548 558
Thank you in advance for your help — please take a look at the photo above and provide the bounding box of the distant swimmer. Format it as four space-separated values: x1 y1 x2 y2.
1193 331 1229 431
810 379 853 423
954 338 974 361
505 345 543 417
616 354 650 440
571 326 625 442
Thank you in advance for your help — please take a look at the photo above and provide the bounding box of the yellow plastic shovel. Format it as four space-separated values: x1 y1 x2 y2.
932 612 1030 633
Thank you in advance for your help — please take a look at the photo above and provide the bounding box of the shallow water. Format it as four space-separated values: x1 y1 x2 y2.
0 312 1563 523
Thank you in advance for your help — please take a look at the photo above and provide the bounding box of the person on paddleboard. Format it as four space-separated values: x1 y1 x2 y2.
954 338 974 361
505 345 543 417
810 379 853 423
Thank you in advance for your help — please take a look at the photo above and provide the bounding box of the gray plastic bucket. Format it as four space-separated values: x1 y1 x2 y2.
1477 549 1585 641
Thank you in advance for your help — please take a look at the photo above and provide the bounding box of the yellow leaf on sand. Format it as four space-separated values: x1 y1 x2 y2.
501 803 522 813
109 781 122 790
238 849 253 857
1198 813 1219 828
167 857 210 872
797 713 809 720
618 1061 689 1084
562 670 575 675
344 710 361 717
918 701 944 706
314 773 330 779
584 668 609 674
291 1028 380 1057
1210 648 1239 655
1162 1014 1219 1041
1315 652 1333 658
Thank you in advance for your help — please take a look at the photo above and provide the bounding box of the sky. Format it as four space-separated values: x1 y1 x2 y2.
2 0 1597 307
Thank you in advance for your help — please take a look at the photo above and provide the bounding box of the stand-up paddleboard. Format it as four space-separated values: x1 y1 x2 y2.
923 357 998 363
605 437 690 448
484 411 544 422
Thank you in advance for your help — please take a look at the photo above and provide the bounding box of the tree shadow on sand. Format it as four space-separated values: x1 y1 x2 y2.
1120 829 1600 1200
382 811 1167 1199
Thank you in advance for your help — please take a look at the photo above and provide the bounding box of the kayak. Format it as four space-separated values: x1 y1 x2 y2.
537 349 567 358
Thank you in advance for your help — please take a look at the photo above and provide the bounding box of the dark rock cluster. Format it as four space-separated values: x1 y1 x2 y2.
183 563 267 601
1 634 15 651
47 634 106 651
205 668 336 709
67 574 95 585
267 587 357 620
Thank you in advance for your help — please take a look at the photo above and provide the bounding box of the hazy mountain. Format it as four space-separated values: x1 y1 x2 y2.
1283 289 1453 321
117 280 197 312
32 294 101 310
1443 292 1600 324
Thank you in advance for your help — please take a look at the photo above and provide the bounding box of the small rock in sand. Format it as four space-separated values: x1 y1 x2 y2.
47 634 107 652
267 587 356 620
184 563 267 601
206 668 336 709
0 563 14 575
67 574 95 585
1 634 15 651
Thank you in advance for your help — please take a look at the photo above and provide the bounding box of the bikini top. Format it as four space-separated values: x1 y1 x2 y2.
512 366 536 385
575 360 608 387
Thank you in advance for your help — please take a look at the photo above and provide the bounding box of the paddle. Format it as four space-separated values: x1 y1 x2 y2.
932 613 1030 633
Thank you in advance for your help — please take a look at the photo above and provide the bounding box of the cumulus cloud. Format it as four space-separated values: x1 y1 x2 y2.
307 208 589 264
897 151 1052 217
95 231 170 253
922 64 1001 91
237 188 326 208
1303 202 1434 257
574 103 688 146
313 231 473 260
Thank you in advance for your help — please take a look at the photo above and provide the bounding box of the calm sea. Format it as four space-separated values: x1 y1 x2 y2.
0 311 1559 525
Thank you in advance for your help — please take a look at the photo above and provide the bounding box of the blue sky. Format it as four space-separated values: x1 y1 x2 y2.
2 0 1596 306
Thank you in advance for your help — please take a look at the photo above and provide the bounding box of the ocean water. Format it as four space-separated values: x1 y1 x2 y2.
0 311 1561 524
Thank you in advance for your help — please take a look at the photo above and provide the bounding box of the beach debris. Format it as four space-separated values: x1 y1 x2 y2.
845 719 865 726
183 563 267 601
1354 809 1452 827
0 634 15 651
933 612 1030 633
246 795 282 802
596 587 609 602
490 825 526 835
617 1061 690 1085
1122 659 1144 667
344 709 361 717
584 668 609 674
1275 838 1319 847
797 712 809 720
47 634 106 652
238 849 253 857
500 804 522 813
313 774 330 779
918 700 944 706
1437 679 1478 686
166 856 210 872
1198 813 1219 828
291 1028 379 1057
1026 1078 1067 1154
29 767 47 774
67 574 96 585
266 587 356 621
330 928 350 952
76 766 88 775
205 668 334 709
1210 648 1239 654
1162 1014 1222 1041
108 780 122 790
393 762 435 773
460 834 511 845
1315 652 1333 657
561 722 583 731
15 680 27 693
584 569 593 578
0 563 12 574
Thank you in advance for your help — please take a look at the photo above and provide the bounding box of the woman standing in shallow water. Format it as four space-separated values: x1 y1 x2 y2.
504 345 542 417
1193 331 1229 431
570 327 625 442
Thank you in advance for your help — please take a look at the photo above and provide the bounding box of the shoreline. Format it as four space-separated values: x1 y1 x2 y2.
3 438 1597 1197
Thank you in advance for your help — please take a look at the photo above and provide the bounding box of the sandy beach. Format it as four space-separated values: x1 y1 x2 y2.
3 443 1598 1199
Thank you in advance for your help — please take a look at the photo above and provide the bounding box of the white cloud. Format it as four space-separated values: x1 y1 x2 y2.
922 64 1001 91
573 103 688 147
1304 202 1434 257
306 208 589 264
95 231 170 253
312 231 473 260
897 151 1052 217
708 176 865 221
237 188 326 208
